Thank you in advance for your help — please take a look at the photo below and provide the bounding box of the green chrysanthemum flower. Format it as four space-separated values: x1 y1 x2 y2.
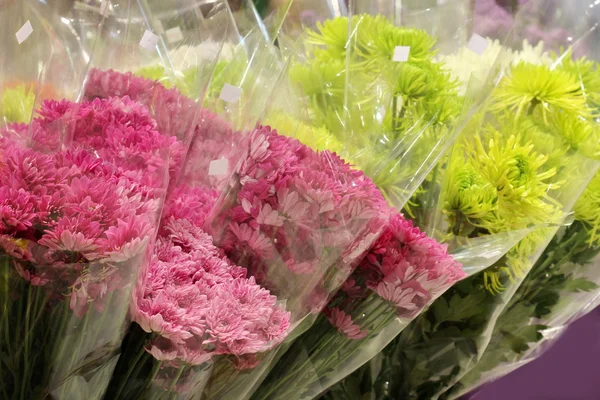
288 58 346 100
492 62 588 121
443 157 498 226
555 49 600 112
465 130 560 229
574 172 600 245
305 17 349 60
135 65 202 98
545 110 600 159
353 15 436 67
262 111 355 165
1 84 35 124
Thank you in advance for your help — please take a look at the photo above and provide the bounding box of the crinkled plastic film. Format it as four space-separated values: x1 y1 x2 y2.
439 1 600 397
72 3 304 400
199 40 392 400
323 1 600 399
246 1 505 399
0 1 179 399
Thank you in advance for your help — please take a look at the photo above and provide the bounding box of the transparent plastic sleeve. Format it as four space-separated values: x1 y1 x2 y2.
322 1 600 399
0 1 177 399
247 1 507 399
439 1 600 397
76 3 305 400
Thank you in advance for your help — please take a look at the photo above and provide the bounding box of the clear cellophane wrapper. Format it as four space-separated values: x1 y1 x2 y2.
241 1 512 399
0 1 187 398
322 1 600 399
442 1 600 398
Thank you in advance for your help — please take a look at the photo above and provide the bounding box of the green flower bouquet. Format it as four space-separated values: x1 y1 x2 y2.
246 3 501 399
324 36 600 400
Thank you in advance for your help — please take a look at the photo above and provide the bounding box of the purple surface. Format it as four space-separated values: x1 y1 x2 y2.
464 307 600 400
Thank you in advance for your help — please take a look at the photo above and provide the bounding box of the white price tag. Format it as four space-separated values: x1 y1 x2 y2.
208 159 229 176
166 26 183 44
392 46 410 62
139 30 159 50
16 21 33 44
219 84 242 103
467 34 488 56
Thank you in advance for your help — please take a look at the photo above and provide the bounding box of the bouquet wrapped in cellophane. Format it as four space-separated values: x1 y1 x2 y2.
60 2 301 399
111 1 496 399
324 1 600 399
0 1 184 398
42 1 390 399
443 1 600 397
246 1 507 399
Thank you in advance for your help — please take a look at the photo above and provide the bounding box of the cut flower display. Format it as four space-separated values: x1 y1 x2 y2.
0 95 173 398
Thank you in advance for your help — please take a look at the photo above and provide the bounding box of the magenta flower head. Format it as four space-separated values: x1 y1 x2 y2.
356 212 465 318
131 185 291 367
0 94 184 319
30 96 182 189
83 69 198 180
206 125 390 317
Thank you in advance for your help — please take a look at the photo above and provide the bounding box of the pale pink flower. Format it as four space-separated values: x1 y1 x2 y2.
256 203 284 227
372 281 421 312
227 223 273 259
326 308 367 340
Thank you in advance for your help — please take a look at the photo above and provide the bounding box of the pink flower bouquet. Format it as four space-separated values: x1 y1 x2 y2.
0 96 175 399
102 185 291 399
252 213 465 399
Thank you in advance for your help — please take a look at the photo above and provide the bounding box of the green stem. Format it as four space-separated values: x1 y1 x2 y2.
145 360 163 389
392 95 398 133
114 344 147 400
20 285 34 400
258 298 394 399
167 365 186 399
47 300 75 390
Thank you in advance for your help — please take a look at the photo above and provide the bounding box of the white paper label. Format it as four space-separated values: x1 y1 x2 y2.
467 34 488 55
208 159 229 176
16 21 33 44
139 30 159 50
219 83 242 103
392 46 410 62
166 26 183 44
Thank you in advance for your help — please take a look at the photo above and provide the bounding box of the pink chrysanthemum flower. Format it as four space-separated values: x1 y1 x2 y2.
208 125 389 315
0 97 169 316
132 185 291 366
354 212 464 317
325 307 367 340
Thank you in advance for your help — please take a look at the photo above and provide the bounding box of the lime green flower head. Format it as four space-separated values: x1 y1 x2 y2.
465 128 560 229
492 62 588 122
135 65 203 98
574 172 600 245
554 49 600 112
1 84 35 124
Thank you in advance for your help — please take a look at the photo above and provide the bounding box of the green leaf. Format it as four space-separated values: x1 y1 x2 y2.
563 277 599 293
443 291 488 323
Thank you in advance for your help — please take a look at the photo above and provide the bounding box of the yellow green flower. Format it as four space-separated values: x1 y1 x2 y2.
1 84 35 124
492 62 588 122
574 172 600 245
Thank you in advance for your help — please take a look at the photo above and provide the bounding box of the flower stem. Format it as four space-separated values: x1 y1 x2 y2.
20 285 34 400
145 360 163 389
167 365 185 399
114 343 147 400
